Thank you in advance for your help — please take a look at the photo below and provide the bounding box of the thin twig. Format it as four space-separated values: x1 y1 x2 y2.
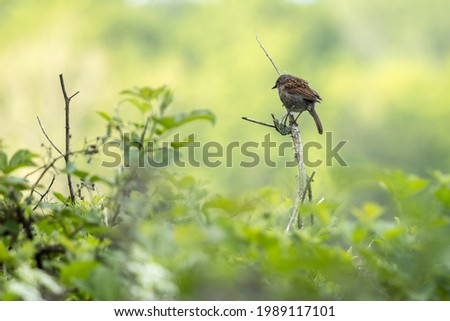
29 157 59 199
59 74 78 204
32 175 56 210
37 116 64 156
256 33 281 76
241 116 276 129
112 205 121 226
301 170 316 204
301 171 316 228
140 115 151 147
27 149 87 199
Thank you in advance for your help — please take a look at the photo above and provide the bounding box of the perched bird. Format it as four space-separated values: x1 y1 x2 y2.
272 74 323 134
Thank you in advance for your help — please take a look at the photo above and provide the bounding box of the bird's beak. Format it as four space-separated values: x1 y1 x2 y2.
271 84 277 89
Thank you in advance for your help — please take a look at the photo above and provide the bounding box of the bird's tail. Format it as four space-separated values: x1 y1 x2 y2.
308 107 323 135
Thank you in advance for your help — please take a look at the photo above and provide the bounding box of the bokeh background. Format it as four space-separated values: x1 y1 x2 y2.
1 0 449 201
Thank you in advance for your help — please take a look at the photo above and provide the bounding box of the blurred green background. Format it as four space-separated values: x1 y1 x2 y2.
1 0 449 199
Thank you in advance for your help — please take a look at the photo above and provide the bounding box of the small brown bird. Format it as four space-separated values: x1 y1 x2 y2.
272 74 323 134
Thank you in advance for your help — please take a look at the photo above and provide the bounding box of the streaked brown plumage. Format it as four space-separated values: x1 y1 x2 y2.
272 74 323 134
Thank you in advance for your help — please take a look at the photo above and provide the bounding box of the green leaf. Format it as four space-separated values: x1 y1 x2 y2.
71 169 113 186
61 261 99 286
53 192 67 203
379 171 428 200
119 97 150 113
74 266 124 300
352 202 384 223
435 185 450 208
121 86 163 101
0 150 7 171
160 89 174 115
6 176 29 189
96 111 112 122
0 241 13 262
154 109 216 131
4 149 36 174
138 86 164 100
203 195 254 216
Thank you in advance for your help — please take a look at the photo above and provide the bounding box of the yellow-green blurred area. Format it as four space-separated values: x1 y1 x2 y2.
1 0 450 198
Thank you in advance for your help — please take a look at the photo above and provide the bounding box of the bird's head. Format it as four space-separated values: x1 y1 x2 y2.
272 74 291 89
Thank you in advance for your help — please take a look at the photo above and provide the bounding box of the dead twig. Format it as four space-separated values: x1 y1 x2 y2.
59 74 79 204
37 116 64 157
32 175 56 210
256 33 281 76
27 148 89 200
241 116 276 129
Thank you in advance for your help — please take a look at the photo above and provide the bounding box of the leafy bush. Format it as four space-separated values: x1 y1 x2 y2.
0 87 449 300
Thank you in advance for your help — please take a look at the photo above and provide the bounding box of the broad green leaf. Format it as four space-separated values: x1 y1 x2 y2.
4 149 36 174
154 109 216 131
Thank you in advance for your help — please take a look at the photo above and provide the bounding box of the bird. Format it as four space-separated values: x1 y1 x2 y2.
272 74 323 134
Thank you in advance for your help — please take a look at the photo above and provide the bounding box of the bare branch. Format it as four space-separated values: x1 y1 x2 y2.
29 157 59 198
37 116 64 157
241 116 276 129
69 91 80 100
59 74 76 204
256 33 281 76
28 148 87 201
33 175 56 210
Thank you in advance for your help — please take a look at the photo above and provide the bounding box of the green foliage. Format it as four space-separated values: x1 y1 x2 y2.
0 87 449 301
0 150 36 175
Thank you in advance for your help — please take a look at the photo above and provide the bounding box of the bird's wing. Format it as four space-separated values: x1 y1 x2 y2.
284 76 322 102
